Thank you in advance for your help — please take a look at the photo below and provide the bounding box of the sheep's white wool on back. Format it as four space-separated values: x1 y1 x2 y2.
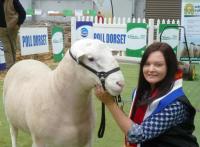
3 38 124 147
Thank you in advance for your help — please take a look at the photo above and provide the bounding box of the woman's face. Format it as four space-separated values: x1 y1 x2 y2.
143 51 167 89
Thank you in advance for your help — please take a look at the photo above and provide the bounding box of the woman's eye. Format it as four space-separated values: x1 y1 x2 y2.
155 63 164 67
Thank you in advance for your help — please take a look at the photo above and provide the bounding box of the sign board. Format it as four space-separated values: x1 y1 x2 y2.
73 22 145 51
52 26 64 62
181 0 200 62
159 24 179 54
126 23 147 57
19 27 49 55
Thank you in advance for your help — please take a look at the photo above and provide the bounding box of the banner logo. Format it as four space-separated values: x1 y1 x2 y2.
184 3 195 15
81 27 89 37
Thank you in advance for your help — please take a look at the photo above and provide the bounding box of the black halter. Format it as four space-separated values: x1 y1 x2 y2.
69 49 122 138
69 49 120 89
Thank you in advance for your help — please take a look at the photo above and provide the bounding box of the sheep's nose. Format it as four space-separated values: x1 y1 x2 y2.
116 81 124 88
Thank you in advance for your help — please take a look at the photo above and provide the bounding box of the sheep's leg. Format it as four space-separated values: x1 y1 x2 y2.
32 135 45 147
9 124 18 147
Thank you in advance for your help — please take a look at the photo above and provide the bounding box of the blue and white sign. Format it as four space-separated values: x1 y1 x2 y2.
19 27 49 55
93 25 126 51
76 21 93 40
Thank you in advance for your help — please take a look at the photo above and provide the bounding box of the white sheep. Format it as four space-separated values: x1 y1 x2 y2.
3 38 125 147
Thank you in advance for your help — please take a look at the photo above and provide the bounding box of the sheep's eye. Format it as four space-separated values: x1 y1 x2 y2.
88 57 95 62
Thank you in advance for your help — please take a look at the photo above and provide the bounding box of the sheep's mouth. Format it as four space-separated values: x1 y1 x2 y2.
105 80 124 95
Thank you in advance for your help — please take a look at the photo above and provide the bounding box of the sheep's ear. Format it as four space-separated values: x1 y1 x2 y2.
71 39 94 61
76 49 87 58
75 48 89 62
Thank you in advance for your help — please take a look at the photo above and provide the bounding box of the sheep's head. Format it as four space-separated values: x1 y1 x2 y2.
70 39 125 96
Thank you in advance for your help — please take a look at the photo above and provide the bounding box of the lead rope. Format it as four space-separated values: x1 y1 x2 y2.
98 79 123 138
115 95 124 110
98 95 123 138
98 102 106 138
98 79 106 138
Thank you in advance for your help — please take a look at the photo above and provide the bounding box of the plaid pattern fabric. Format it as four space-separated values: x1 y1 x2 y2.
127 100 189 144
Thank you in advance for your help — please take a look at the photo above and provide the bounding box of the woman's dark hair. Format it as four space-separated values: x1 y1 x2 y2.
136 42 178 105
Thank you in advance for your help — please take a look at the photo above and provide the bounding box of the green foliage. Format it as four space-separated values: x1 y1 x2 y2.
0 64 199 146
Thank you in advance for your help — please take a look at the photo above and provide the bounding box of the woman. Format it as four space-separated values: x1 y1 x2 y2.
95 42 199 147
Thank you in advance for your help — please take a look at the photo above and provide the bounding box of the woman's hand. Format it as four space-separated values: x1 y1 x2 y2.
95 84 115 106
95 85 133 135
